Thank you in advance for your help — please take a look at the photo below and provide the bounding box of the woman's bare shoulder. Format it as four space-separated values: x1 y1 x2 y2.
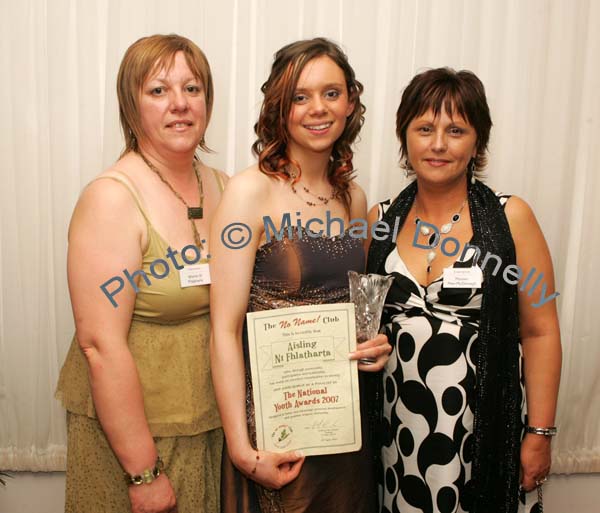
226 164 280 199
348 179 367 219
71 157 144 235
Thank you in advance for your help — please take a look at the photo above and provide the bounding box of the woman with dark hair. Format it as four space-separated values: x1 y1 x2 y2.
366 68 561 513
210 38 391 513
56 34 227 513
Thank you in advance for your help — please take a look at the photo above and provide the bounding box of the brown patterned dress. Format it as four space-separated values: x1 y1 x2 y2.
220 228 376 513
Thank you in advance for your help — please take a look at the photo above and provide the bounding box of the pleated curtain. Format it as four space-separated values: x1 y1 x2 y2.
0 0 598 473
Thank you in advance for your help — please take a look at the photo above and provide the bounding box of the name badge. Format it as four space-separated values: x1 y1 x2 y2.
443 266 482 289
179 263 211 287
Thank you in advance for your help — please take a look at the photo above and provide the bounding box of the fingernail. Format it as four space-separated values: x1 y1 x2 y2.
295 450 304 458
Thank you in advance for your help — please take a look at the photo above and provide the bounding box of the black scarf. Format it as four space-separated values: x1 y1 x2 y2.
366 179 522 513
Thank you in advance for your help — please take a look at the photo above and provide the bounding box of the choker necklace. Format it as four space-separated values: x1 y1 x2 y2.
414 196 467 273
139 152 204 249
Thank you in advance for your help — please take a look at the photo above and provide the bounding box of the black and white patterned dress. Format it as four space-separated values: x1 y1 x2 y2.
377 194 538 513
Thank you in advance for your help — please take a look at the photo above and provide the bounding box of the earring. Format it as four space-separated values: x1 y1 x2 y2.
402 157 412 178
469 159 476 184
287 166 298 179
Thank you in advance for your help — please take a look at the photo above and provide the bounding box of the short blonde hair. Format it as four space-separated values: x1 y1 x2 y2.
116 34 214 155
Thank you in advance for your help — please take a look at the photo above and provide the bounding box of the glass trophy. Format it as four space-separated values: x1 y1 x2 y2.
348 271 394 365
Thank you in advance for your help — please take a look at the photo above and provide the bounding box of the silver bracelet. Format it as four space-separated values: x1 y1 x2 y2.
525 426 557 436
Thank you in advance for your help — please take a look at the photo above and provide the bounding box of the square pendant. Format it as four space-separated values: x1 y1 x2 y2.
188 207 203 219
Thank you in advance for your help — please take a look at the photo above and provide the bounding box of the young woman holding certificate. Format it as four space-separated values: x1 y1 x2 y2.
210 38 391 513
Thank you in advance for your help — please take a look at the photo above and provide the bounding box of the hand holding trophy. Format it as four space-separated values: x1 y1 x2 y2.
348 271 394 365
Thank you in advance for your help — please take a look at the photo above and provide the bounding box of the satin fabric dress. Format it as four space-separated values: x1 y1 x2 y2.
220 228 377 513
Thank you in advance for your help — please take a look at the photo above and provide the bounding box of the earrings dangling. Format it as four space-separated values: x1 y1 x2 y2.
129 128 137 149
402 157 412 178
469 158 476 184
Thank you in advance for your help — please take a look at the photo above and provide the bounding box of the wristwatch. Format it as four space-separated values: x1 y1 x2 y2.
124 456 164 486
525 426 557 437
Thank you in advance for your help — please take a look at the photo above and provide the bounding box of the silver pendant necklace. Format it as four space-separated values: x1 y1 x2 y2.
414 196 467 273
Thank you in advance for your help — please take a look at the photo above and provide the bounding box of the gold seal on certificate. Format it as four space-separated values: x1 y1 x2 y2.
246 303 361 457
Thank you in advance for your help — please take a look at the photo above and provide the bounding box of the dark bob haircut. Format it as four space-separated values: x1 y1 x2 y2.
396 68 492 178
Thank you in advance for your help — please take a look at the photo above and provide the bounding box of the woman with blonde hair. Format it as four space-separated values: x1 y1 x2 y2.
56 34 227 513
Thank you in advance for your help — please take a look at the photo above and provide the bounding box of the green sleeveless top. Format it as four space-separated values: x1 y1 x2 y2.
56 169 225 436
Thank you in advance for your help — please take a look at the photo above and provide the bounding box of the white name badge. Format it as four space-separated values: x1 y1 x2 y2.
443 266 483 289
179 263 211 287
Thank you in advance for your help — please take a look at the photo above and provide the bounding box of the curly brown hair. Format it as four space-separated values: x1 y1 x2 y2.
396 67 492 180
252 38 365 210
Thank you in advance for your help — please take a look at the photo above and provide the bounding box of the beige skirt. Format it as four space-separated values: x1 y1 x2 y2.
65 413 223 513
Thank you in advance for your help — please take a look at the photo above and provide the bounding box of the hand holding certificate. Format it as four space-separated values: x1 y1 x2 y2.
247 304 361 457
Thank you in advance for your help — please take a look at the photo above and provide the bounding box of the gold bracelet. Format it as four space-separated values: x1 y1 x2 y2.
124 456 164 486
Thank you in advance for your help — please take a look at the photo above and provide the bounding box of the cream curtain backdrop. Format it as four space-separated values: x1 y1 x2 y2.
0 0 598 473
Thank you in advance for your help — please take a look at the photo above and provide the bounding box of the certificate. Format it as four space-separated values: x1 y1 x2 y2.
246 303 361 457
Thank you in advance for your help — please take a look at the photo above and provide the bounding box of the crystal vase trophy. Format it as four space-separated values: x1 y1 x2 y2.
348 271 394 364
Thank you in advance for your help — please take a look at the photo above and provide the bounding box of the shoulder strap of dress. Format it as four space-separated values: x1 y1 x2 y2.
90 171 151 225
494 191 512 209
210 168 226 193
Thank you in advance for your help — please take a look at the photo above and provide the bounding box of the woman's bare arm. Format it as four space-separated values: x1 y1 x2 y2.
209 169 305 489
505 196 562 491
68 178 175 512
